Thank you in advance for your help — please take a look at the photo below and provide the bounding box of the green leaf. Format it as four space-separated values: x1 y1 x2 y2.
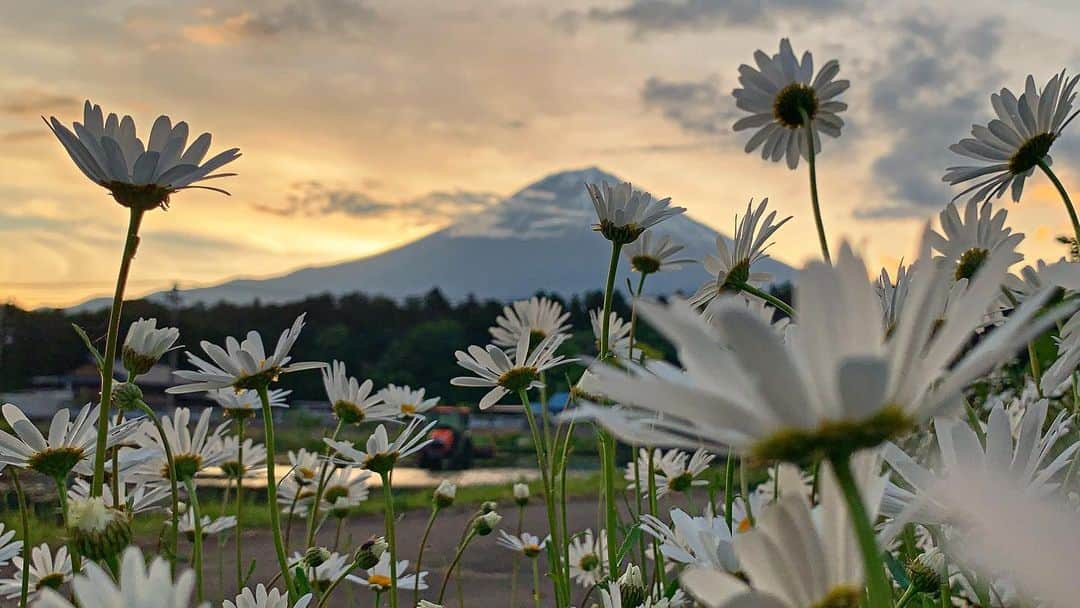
293 565 311 596
243 559 257 587
71 323 104 371
884 550 909 589
664 577 681 599
614 524 640 565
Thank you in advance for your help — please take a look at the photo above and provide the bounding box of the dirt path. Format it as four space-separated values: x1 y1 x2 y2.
182 498 619 607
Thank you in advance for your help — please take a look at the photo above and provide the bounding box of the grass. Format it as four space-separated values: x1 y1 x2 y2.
0 472 606 546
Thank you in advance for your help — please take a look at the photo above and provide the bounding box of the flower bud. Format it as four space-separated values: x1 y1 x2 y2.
474 511 502 536
434 480 457 509
906 549 945 594
481 500 498 514
354 536 388 569
617 563 646 607
513 483 530 506
122 318 179 376
303 546 331 569
111 382 144 411
69 496 132 561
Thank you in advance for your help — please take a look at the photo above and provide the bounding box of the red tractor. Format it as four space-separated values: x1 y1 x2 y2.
418 406 475 470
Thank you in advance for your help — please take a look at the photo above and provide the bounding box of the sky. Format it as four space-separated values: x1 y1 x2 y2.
2 0 1080 308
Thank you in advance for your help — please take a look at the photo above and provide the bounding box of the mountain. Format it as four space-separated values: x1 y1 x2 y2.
77 167 794 308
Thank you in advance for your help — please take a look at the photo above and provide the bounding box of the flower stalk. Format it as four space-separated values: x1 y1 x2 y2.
11 471 30 608
379 470 400 608
92 206 146 496
1037 158 1080 246
184 478 205 603
258 384 296 600
800 108 831 264
830 454 891 608
136 400 180 576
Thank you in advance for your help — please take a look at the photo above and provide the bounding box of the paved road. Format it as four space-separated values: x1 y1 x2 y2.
185 497 628 607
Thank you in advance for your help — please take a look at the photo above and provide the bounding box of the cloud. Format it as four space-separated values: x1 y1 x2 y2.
1 89 79 116
253 181 501 225
641 76 737 135
859 15 1006 218
180 0 378 45
560 0 854 36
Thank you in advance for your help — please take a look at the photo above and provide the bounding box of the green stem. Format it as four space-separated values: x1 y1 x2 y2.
184 478 204 604
895 584 917 608
723 449 735 533
11 471 30 608
53 475 82 575
739 283 796 318
415 507 440 607
600 432 619 580
646 450 665 592
306 420 344 549
315 562 357 608
257 385 296 600
518 390 567 607
800 108 831 264
532 557 542 608
1037 158 1080 247
738 460 755 527
92 206 145 496
234 417 245 592
438 531 476 604
830 455 891 608
284 493 300 554
628 273 647 360
599 242 624 360
380 471 399 608
511 505 523 608
137 401 179 577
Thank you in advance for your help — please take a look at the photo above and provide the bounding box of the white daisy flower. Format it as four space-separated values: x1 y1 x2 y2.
121 318 179 375
325 418 435 474
132 407 228 483
450 331 572 409
681 460 884 608
623 231 695 276
586 181 686 244
584 232 1074 462
286 448 322 487
348 553 428 592
167 314 324 394
209 388 290 412
489 296 572 356
496 531 548 558
290 550 351 592
881 399 1077 533
732 38 849 169
0 543 72 600
1042 309 1080 395
0 402 137 479
225 584 313 608
877 259 1008 336
653 448 714 497
929 199 1024 281
276 477 316 518
219 436 267 480
600 582 688 608
640 507 737 572
45 100 241 210
1004 258 1060 302
321 361 396 425
376 384 439 418
590 309 636 360
0 523 22 567
702 295 791 339
567 529 607 587
726 492 767 535
623 447 663 484
68 478 170 515
177 511 236 540
944 71 1079 204
320 466 372 510
691 198 791 309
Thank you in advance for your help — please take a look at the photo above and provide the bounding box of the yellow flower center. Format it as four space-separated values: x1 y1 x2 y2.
400 403 417 415
737 517 752 533
368 574 392 588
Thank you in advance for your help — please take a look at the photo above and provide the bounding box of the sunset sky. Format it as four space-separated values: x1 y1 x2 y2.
2 0 1080 308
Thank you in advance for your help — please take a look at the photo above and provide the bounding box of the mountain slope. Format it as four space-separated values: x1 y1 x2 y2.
81 167 794 307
